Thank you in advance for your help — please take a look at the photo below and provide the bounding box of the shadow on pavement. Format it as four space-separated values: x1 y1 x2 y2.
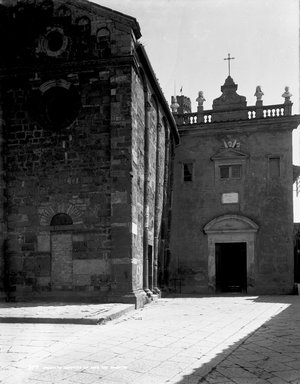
169 295 299 384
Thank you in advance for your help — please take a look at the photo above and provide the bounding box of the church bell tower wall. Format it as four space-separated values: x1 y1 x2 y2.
0 0 179 306
0 0 138 302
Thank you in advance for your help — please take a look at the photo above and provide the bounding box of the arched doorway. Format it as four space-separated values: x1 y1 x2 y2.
204 215 259 293
50 213 73 290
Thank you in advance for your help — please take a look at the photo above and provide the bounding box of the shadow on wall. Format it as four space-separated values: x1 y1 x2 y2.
173 295 295 384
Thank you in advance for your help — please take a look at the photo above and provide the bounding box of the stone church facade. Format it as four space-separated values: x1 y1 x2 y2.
170 77 300 294
0 0 299 304
0 0 179 307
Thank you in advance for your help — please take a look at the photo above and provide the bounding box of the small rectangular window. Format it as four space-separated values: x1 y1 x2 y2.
183 163 193 182
220 166 230 179
231 165 241 179
219 164 241 179
269 157 280 178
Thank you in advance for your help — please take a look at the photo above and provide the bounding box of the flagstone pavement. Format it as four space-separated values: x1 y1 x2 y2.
1 295 300 384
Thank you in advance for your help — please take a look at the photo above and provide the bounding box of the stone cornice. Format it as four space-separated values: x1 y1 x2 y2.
136 43 179 145
178 115 300 137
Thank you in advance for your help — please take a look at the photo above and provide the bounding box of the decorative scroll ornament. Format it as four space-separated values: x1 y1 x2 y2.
223 139 240 149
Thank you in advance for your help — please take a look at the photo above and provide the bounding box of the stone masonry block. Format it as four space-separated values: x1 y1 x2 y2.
73 274 91 286
111 191 127 204
112 203 130 221
35 253 51 277
37 234 50 252
73 259 110 275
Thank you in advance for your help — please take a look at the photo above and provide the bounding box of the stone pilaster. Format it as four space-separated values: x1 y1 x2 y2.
109 69 146 308
110 73 132 295
0 83 6 300
255 99 263 118
153 122 162 294
143 100 152 298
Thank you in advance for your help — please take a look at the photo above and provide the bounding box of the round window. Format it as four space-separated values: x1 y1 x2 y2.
30 84 81 130
42 27 68 57
47 30 64 52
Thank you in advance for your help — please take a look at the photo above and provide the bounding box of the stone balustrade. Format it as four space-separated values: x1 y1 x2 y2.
174 103 292 126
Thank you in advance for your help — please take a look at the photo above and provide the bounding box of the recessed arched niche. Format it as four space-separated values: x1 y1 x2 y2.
77 16 91 34
96 28 111 57
29 80 81 130
50 213 73 226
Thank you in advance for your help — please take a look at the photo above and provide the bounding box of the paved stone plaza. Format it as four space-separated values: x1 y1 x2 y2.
1 296 300 384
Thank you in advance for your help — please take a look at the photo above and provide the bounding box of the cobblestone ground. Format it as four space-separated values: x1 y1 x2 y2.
0 296 299 384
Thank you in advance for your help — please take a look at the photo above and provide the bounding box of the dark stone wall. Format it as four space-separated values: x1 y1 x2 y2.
0 84 6 299
0 1 177 305
0 0 136 300
3 69 113 297
170 121 295 294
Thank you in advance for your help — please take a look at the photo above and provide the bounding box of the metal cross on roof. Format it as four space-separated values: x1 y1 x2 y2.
224 53 235 76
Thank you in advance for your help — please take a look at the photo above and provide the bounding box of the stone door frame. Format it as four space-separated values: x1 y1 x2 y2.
204 215 259 294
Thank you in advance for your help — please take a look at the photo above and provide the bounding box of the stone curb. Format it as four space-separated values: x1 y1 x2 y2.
0 304 135 325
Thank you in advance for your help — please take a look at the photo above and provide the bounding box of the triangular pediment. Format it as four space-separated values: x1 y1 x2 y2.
211 148 249 161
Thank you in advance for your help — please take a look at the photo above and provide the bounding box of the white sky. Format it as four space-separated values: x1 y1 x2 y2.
94 0 300 219
96 0 299 151
95 0 299 112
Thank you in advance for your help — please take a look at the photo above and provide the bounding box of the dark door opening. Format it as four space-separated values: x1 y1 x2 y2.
215 242 247 293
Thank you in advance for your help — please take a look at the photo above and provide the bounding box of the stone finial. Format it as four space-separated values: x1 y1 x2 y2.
196 91 206 107
212 76 247 112
282 86 292 103
170 95 179 113
254 85 263 101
